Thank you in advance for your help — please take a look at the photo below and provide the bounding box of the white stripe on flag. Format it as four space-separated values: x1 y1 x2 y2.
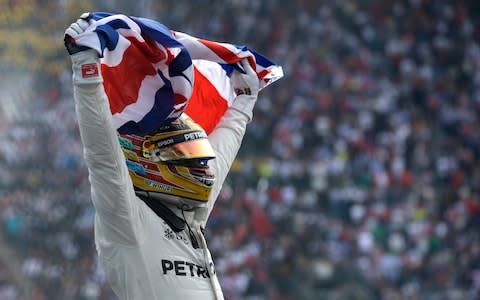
101 36 131 67
193 60 236 106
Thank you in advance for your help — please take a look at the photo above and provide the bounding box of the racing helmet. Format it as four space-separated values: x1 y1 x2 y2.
118 114 216 207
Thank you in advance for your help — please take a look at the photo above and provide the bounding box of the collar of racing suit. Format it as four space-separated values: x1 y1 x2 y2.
136 191 187 232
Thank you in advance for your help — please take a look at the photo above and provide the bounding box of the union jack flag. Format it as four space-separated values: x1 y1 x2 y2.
71 12 283 135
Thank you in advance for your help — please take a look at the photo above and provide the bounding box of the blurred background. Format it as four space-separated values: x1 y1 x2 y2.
1 0 480 299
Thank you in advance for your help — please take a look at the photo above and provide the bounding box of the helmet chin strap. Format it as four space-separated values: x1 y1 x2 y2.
135 190 207 211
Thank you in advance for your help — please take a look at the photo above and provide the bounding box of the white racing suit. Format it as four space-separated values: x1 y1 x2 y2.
71 51 256 299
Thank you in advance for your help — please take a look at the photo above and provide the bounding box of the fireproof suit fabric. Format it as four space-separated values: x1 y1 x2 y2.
71 50 255 299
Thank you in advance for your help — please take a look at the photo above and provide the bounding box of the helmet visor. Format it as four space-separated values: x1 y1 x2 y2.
151 138 216 162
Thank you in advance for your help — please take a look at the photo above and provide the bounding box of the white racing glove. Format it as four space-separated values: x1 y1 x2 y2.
64 12 93 55
64 13 102 85
230 59 260 121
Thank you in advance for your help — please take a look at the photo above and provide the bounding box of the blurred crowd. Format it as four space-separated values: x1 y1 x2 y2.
1 0 480 299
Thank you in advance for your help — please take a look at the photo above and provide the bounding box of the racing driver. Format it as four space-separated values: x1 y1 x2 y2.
65 13 260 300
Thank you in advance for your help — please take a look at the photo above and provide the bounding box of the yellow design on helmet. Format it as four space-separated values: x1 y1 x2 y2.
118 114 216 207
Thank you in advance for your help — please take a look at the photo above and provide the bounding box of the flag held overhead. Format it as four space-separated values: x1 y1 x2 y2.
72 12 283 135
